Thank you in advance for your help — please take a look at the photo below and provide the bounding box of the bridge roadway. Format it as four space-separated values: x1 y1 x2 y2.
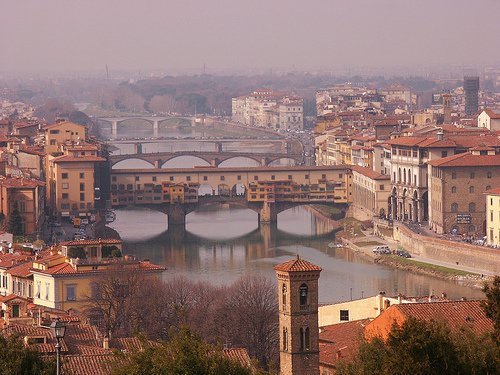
110 165 351 227
96 115 195 138
109 150 304 168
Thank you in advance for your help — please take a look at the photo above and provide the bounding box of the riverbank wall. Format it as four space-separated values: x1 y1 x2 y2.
393 224 500 275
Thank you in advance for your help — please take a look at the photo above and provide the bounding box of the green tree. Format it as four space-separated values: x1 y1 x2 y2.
0 335 55 375
111 328 260 375
483 276 500 345
8 208 24 236
338 318 497 375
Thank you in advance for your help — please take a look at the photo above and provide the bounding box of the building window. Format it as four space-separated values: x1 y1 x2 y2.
203 176 208 181
62 183 69 189
271 175 275 180
221 176 225 181
62 173 68 179
152 176 157 182
62 193 68 199
36 281 41 298
451 186 457 193
237 175 241 181
282 284 287 307
469 202 476 212
299 283 308 306
283 327 288 351
486 185 491 192
305 174 309 179
300 327 310 351
288 175 292 180
80 193 85 201
45 283 50 300
80 183 85 191
127 184 133 190
50 139 56 145
469 186 475 193
441 151 448 158
451 203 458 212
170 176 174 181
80 203 85 209
380 185 385 190
254 176 258 181
491 211 494 222
470 172 475 179
452 172 456 179
187 176 191 181
79 172 84 179
66 285 76 301
112 176 117 182
340 309 349 321
487 172 492 179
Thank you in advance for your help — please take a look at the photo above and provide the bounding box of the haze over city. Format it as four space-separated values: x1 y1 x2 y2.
2 0 500 75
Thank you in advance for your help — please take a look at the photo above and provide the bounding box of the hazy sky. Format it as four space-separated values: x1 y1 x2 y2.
1 0 500 74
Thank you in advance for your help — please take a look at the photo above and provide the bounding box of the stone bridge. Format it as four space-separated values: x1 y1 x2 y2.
109 150 304 168
96 115 196 138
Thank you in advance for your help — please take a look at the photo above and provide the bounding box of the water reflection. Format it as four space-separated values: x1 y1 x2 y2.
109 206 485 303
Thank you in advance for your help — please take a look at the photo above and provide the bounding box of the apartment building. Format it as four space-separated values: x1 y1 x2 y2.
486 188 500 246
351 165 391 220
0 177 45 236
43 120 86 154
232 90 304 131
46 142 105 218
427 149 500 235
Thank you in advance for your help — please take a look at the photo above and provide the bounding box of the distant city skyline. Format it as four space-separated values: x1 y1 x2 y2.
1 0 500 75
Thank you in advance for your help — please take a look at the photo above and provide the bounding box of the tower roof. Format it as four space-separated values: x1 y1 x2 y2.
274 256 322 272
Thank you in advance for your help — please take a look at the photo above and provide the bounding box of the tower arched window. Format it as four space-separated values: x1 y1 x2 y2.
299 283 308 306
469 202 476 212
451 203 458 212
300 327 310 351
403 168 406 184
398 168 401 183
282 284 287 308
469 186 475 193
283 327 288 351
451 186 457 193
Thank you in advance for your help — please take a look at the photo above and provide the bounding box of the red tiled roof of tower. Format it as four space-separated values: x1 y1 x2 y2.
274 256 322 272
394 300 493 336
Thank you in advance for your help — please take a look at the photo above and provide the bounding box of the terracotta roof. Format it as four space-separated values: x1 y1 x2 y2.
274 256 322 272
0 294 24 303
19 146 45 156
62 355 114 375
8 260 33 278
486 187 500 195
483 109 500 119
427 152 500 167
351 165 390 180
394 300 493 336
0 252 33 270
388 134 500 149
0 177 44 188
60 239 122 246
319 319 370 368
222 348 253 369
42 121 85 130
51 155 106 163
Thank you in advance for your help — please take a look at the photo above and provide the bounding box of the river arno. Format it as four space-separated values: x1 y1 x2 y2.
108 205 485 304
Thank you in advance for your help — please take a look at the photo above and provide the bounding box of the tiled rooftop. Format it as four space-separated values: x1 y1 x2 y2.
274 256 322 272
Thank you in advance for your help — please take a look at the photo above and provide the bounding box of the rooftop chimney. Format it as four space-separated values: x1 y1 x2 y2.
437 129 444 141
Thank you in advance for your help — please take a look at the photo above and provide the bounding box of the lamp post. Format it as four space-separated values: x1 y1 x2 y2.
50 319 66 375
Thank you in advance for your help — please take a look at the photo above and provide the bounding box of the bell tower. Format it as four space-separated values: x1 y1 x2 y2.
275 256 322 375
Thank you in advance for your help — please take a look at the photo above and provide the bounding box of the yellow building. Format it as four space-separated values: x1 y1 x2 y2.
486 188 500 246
31 240 165 312
46 143 105 218
43 121 86 154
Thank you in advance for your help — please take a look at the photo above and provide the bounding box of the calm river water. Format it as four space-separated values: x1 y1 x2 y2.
105 121 484 303
108 205 484 304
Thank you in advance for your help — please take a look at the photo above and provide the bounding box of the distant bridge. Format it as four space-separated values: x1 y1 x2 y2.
96 115 196 138
109 150 304 168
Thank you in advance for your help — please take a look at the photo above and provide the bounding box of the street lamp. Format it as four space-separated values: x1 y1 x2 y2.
50 319 66 375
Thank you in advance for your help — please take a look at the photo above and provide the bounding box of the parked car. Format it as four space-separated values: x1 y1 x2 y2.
372 245 391 255
396 250 412 258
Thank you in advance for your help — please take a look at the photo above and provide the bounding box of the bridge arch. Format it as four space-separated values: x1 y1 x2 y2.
112 158 156 169
218 156 261 167
267 157 298 167
162 156 211 168
116 118 154 137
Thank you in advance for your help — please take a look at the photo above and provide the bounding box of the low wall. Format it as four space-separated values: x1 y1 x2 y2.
394 224 500 274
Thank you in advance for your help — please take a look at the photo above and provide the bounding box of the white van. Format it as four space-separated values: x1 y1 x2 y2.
372 245 391 255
